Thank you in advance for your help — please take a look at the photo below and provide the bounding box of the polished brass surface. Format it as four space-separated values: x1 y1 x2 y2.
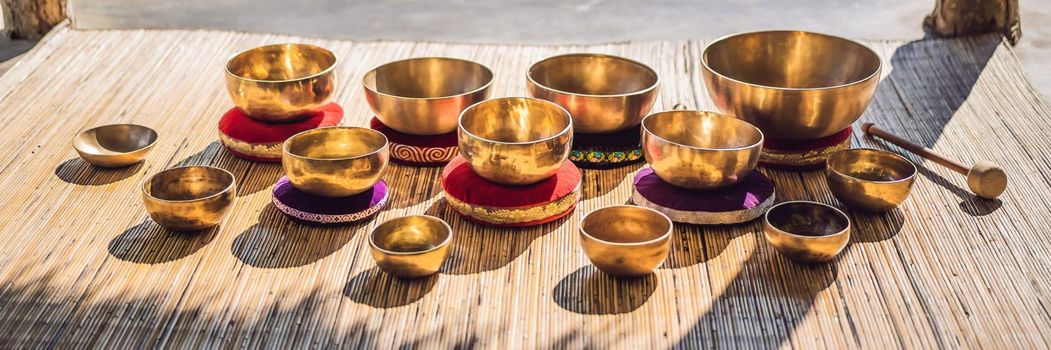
364 57 493 135
641 110 763 190
702 31 881 140
827 148 917 212
72 124 158 168
527 53 659 134
579 205 673 277
763 201 850 263
282 127 389 197
369 215 452 278
225 43 337 122
142 166 236 231
458 97 572 185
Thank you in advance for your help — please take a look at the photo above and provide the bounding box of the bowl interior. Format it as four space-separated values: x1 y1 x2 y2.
286 128 386 159
767 202 848 237
364 58 492 99
372 216 450 253
643 111 761 149
529 54 657 96
582 206 671 244
227 44 336 81
704 31 880 89
828 149 916 182
460 98 570 143
146 166 233 201
76 124 157 155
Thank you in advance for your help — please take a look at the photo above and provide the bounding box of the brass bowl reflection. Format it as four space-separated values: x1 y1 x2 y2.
826 148 917 212
369 215 453 278
282 127 389 197
580 205 673 277
225 43 337 122
702 31 881 140
142 166 236 231
641 110 763 190
527 53 659 133
364 57 493 135
458 97 573 185
73 124 158 168
763 201 850 263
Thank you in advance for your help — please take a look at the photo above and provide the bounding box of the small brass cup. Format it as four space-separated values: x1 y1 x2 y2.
641 110 763 190
826 148 917 212
364 57 493 135
142 166 236 231
579 205 673 277
527 53 659 133
369 215 453 278
763 201 850 263
225 43 337 122
458 97 573 185
282 127 389 197
73 124 158 168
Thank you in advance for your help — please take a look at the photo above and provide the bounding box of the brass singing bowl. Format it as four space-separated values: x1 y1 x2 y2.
225 43 337 122
458 97 573 185
142 166 236 231
72 124 158 168
364 57 493 135
282 127 389 197
763 201 850 263
527 53 659 133
580 205 673 277
369 215 453 278
702 31 881 140
641 110 763 190
826 148 917 212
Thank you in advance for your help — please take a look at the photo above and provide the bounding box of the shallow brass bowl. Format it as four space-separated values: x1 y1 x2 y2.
73 124 158 168
364 57 493 135
142 166 236 231
763 201 850 263
527 53 659 133
225 43 337 122
826 148 917 212
369 215 453 278
458 97 573 185
282 127 389 197
580 205 673 277
641 110 763 190
702 31 881 140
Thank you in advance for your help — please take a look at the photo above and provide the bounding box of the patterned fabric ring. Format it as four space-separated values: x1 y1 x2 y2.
391 143 457 164
273 191 388 223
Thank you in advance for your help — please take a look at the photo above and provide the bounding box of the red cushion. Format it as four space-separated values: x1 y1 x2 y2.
760 126 852 170
370 118 457 166
217 103 343 161
441 156 580 209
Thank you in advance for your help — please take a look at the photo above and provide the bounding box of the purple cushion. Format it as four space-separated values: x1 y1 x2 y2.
272 177 388 223
632 168 775 224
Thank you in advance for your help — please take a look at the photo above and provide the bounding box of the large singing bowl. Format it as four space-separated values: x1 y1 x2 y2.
225 43 337 122
364 57 493 135
701 31 881 140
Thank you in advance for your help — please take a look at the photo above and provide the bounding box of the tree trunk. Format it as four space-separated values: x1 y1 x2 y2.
2 0 67 40
924 0 1021 45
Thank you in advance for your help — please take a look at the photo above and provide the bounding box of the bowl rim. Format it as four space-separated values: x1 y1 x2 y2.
224 43 338 84
764 200 851 240
641 109 765 151
826 147 917 184
362 56 494 101
72 123 159 156
282 126 389 162
579 205 673 246
526 52 661 98
701 30 882 92
368 215 453 256
141 165 236 203
457 97 573 146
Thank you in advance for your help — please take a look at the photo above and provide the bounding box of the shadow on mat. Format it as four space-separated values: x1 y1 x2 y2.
108 218 218 264
552 265 657 315
230 203 364 268
343 267 439 308
55 158 143 186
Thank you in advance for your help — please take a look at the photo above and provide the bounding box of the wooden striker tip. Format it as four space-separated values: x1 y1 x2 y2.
966 160 1008 199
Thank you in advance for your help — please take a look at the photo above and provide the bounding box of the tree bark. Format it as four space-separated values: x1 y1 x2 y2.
924 0 1021 45
2 0 67 40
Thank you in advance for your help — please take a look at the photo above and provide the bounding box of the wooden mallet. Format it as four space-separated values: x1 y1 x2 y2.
861 123 1007 199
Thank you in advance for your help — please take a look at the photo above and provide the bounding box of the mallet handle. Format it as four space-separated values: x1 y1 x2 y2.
861 123 969 175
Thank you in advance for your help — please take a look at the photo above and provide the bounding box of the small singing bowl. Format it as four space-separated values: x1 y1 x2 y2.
579 205 673 277
142 166 236 231
527 53 659 133
641 110 763 190
369 215 453 278
225 43 337 122
763 201 851 263
458 97 573 185
72 124 158 168
702 31 881 140
826 148 917 212
364 57 493 135
282 127 389 197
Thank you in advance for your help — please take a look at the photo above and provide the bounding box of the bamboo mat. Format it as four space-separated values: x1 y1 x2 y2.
0 23 1049 348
